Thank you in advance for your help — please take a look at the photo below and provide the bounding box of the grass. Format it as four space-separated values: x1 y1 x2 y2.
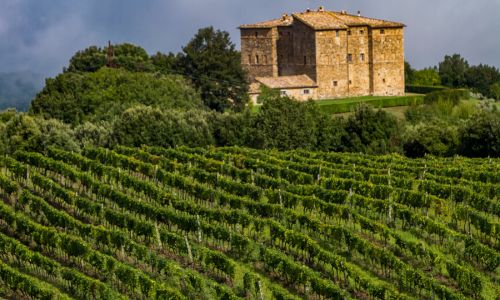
251 94 424 114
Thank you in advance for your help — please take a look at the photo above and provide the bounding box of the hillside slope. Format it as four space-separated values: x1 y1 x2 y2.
0 146 498 299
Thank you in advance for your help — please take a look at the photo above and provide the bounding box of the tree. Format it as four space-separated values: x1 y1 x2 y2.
111 105 214 148
0 114 79 155
66 43 154 73
438 54 469 88
403 122 458 157
151 52 179 74
412 68 441 86
30 68 202 124
404 61 415 85
177 27 249 111
458 110 500 157
254 94 319 150
491 83 500 100
342 104 401 154
465 64 500 98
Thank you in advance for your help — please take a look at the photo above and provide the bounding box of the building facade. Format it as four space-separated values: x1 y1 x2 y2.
240 7 405 101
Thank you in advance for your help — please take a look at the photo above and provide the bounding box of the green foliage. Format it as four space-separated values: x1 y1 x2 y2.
30 67 202 124
403 122 459 157
405 85 448 94
254 95 319 150
424 89 470 106
439 54 469 88
412 68 441 86
404 61 415 84
208 110 255 147
342 104 401 154
458 109 500 157
0 114 79 155
67 43 154 73
318 95 424 114
151 52 179 74
112 105 214 148
465 64 500 98
490 82 500 100
176 27 249 111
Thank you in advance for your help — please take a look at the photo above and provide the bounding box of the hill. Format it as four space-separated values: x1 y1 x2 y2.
0 71 44 111
0 146 498 299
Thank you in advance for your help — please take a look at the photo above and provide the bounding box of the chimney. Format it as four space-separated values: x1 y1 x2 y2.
357 11 361 16
306 8 311 13
318 6 325 12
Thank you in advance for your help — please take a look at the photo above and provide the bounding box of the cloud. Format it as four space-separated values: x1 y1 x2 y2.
0 0 499 78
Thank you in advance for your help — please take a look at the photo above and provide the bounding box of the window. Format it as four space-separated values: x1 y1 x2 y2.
280 90 287 96
360 53 365 61
347 30 351 36
383 78 386 83
336 30 339 37
333 81 338 87
349 80 352 85
303 89 310 95
248 55 252 64
347 54 353 63
264 55 268 64
380 29 385 34
304 56 307 65
360 30 364 35
256 55 259 64
255 31 258 37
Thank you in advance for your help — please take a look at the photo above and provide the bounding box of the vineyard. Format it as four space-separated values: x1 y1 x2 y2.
0 145 498 300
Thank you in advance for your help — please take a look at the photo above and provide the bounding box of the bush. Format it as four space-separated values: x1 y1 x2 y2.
405 85 448 94
424 89 470 106
209 110 255 147
458 110 500 157
403 122 459 158
254 96 320 150
30 68 202 124
111 106 214 148
341 104 401 154
0 114 79 155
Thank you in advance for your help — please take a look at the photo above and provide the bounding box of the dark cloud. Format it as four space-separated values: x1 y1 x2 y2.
0 0 499 78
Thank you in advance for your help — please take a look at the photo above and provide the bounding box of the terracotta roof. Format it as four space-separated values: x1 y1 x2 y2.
293 11 348 30
239 16 292 29
240 9 404 30
255 75 317 89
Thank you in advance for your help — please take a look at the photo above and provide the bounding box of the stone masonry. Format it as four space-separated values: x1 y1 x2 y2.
240 7 405 100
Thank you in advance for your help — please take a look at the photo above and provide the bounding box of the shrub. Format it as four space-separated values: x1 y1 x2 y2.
458 110 500 157
403 122 459 158
341 104 401 154
30 68 202 124
405 85 448 94
254 96 319 150
424 89 470 106
111 106 214 148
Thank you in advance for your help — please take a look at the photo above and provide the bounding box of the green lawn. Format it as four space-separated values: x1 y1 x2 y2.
251 94 424 114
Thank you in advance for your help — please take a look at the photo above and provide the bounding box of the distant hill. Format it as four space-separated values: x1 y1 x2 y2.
0 71 44 111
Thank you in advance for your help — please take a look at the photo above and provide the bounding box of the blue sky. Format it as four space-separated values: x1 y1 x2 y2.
1 0 499 78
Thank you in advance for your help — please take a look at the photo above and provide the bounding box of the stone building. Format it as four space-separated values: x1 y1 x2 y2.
240 7 405 102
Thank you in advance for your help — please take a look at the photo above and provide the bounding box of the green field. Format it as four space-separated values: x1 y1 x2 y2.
252 94 424 114
0 146 498 299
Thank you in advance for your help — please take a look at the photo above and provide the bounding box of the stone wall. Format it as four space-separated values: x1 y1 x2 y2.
371 27 405 96
241 18 405 99
277 20 317 81
241 28 278 81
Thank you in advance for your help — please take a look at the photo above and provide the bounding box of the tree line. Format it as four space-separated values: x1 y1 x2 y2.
0 27 498 158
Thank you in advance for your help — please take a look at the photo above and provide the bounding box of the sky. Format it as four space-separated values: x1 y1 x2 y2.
0 0 499 79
